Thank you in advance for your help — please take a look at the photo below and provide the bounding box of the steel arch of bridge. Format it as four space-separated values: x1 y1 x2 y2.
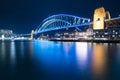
35 14 91 33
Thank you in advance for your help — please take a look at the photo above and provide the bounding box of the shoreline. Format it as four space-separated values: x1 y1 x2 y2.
49 39 120 43
1 39 120 43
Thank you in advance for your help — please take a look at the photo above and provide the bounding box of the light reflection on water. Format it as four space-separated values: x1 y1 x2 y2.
10 41 16 65
0 40 120 80
76 42 88 70
1 41 5 62
20 41 24 58
92 43 107 79
29 41 33 59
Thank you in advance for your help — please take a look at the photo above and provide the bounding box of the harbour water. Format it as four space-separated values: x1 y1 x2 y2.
0 40 120 80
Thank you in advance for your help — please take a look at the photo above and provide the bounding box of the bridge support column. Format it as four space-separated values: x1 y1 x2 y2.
93 7 111 30
30 30 34 40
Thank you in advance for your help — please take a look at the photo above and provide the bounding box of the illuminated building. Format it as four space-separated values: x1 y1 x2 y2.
92 7 120 40
0 29 13 37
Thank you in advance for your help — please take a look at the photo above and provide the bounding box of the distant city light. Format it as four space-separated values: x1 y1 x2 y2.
1 35 5 39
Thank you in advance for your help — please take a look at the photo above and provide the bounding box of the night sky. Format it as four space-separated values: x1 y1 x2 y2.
0 0 119 34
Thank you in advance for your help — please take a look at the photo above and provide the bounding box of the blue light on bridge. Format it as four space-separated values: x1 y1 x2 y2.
34 14 91 34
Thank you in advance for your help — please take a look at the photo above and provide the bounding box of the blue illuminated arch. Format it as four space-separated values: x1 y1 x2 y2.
35 14 90 34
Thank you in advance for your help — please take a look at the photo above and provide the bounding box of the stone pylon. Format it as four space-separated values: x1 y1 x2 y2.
30 30 34 40
93 7 111 30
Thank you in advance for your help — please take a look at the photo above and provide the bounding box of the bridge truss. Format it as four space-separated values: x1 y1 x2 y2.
34 14 91 34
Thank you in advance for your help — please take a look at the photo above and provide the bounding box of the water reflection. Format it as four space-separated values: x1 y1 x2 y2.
20 41 24 58
76 42 88 70
0 40 120 80
29 41 33 58
92 43 107 79
63 42 73 56
1 41 6 62
10 41 16 66
114 44 120 74
116 44 120 64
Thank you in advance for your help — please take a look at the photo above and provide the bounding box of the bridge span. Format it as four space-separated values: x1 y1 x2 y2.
34 14 120 35
28 7 120 40
34 14 91 34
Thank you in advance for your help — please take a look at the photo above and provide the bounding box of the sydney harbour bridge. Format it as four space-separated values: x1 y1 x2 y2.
29 7 120 40
34 14 91 33
1 7 120 40
33 14 91 39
